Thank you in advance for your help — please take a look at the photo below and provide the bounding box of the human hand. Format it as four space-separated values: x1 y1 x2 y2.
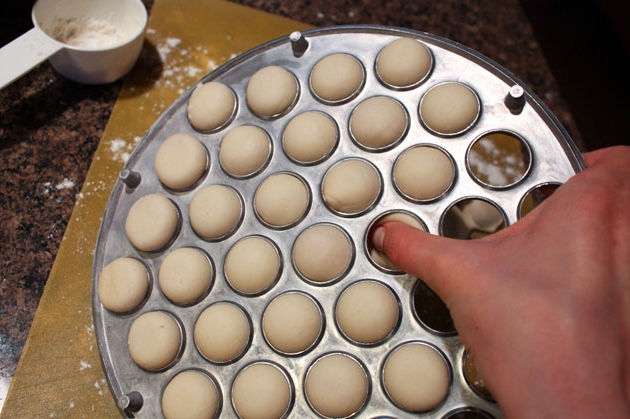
371 146 630 418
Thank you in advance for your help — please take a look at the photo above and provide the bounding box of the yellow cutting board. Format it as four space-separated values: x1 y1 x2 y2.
1 1 309 417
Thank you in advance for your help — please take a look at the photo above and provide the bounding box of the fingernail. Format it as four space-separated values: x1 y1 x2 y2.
371 226 385 251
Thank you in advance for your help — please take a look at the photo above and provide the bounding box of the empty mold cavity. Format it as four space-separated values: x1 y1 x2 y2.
463 350 495 402
231 362 294 419
519 183 561 218
441 198 506 239
375 37 433 90
154 133 209 191
219 125 272 179
467 131 532 189
187 81 237 132
442 408 495 419
283 110 339 165
246 66 299 119
224 235 281 296
309 53 365 104
322 158 382 216
349 96 409 152
412 279 456 335
393 145 456 203
158 247 213 306
189 185 244 241
419 82 480 136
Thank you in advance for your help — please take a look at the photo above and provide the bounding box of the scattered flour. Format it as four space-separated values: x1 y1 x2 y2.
79 360 92 371
107 136 141 163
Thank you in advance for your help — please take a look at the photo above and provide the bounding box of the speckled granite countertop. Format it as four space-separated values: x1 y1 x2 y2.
0 0 580 410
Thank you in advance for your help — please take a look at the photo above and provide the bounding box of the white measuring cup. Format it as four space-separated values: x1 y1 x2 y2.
0 0 147 89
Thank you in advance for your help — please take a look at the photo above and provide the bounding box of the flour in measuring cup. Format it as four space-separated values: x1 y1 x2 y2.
50 17 135 48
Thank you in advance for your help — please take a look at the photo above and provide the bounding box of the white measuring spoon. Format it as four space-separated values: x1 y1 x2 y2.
0 0 147 89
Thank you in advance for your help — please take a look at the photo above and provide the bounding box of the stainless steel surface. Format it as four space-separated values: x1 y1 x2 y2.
92 25 584 418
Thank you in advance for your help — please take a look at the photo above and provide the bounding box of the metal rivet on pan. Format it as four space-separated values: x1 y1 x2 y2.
504 84 526 114
118 391 143 417
119 169 141 189
289 31 309 57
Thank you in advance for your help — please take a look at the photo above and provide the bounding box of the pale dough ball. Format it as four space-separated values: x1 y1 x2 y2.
283 111 338 164
98 257 149 313
262 292 323 354
154 133 208 190
219 125 271 178
420 82 480 135
350 96 408 150
189 185 243 240
310 53 364 103
187 81 236 132
322 159 381 215
293 223 353 284
246 66 298 118
162 370 220 419
336 280 399 344
383 342 450 412
224 236 280 295
125 194 179 252
394 146 455 201
127 311 182 371
232 363 292 419
159 247 213 305
305 353 369 418
254 173 310 228
376 37 432 88
194 302 250 363
369 212 426 271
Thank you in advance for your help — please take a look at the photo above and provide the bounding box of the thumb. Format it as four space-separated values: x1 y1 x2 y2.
371 221 485 303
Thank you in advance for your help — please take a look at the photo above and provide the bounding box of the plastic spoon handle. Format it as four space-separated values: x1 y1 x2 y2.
0 27 64 90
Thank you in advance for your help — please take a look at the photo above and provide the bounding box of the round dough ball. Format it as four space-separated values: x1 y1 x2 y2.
322 159 381 215
98 257 149 313
189 185 243 240
336 280 399 344
383 342 451 412
310 53 364 103
283 111 338 164
293 223 352 284
187 81 236 132
232 363 292 419
254 173 310 228
125 194 179 252
159 247 213 305
246 66 298 118
154 133 208 190
127 311 182 371
350 96 408 150
369 212 426 271
394 146 455 201
225 236 280 295
420 82 480 135
162 370 220 419
194 302 250 363
219 125 271 178
262 292 323 354
305 353 369 418
376 37 432 88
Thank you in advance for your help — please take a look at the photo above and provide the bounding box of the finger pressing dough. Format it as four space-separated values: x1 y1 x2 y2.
293 223 353 284
336 280 399 345
159 247 213 305
194 302 250 363
350 96 408 150
322 159 381 215
305 353 369 418
125 194 179 252
383 342 450 412
154 133 208 191
420 82 480 135
98 257 149 313
162 370 220 419
262 292 323 354
283 111 338 164
189 185 243 240
127 311 182 371
310 53 364 103
394 145 455 201
232 363 293 419
376 37 432 88
254 173 310 228
225 236 280 295
246 66 298 118
369 212 426 271
219 125 271 178
187 81 236 132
